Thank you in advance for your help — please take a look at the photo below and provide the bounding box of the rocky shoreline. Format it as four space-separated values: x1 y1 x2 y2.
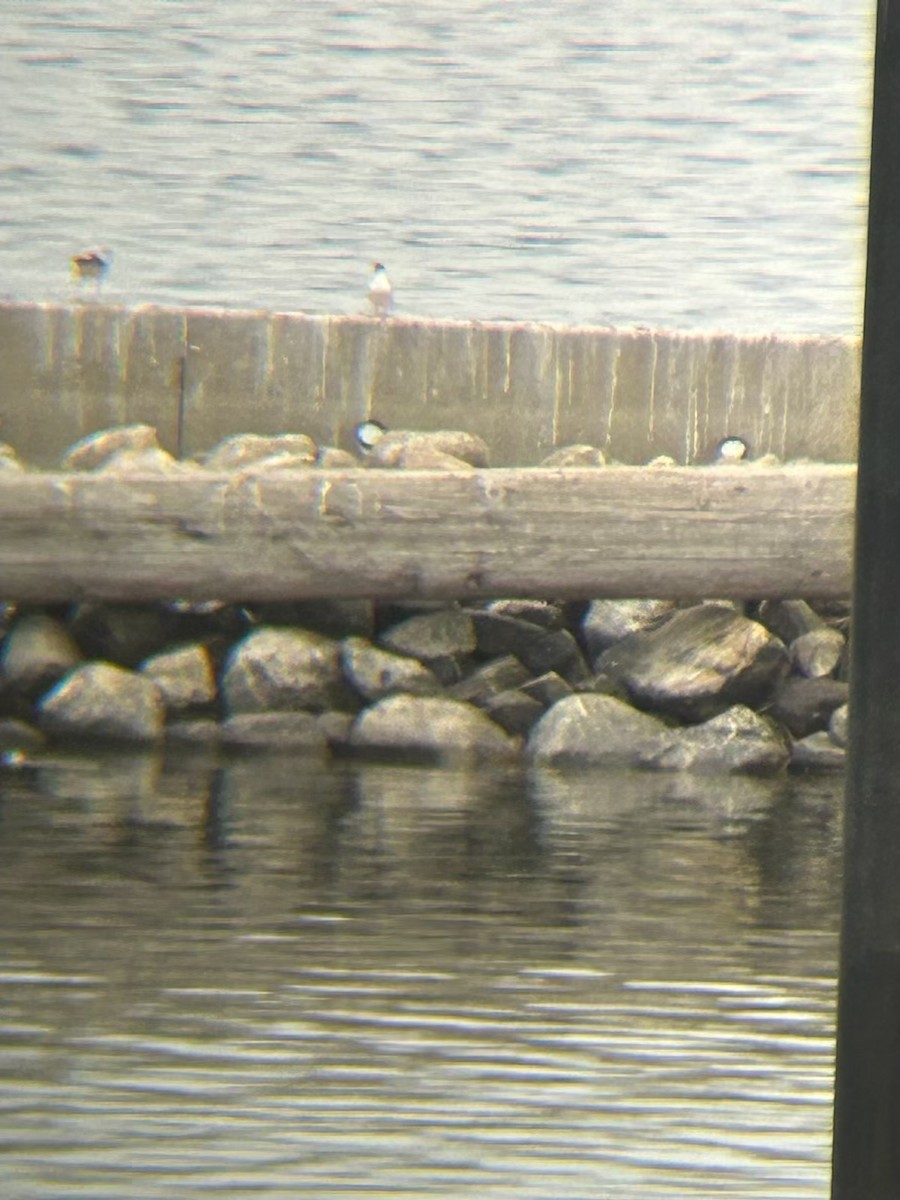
0 424 850 774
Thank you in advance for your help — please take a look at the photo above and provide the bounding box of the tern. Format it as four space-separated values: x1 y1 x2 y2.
71 247 113 297
367 262 393 318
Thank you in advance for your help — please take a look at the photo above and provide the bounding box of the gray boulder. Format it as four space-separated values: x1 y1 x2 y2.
94 447 193 475
539 444 606 467
1 614 82 698
367 429 490 468
61 424 161 470
642 706 789 774
756 599 826 643
165 718 223 745
481 599 566 630
341 637 441 701
483 689 545 735
468 610 589 684
38 663 165 742
597 603 789 721
315 446 357 468
447 655 531 706
222 627 355 715
790 627 845 679
581 599 677 659
197 433 317 470
0 444 24 472
829 703 849 747
528 694 671 767
221 712 329 752
379 608 476 685
349 694 517 763
382 445 475 470
767 676 849 738
251 598 374 639
520 671 573 708
68 602 176 667
140 643 217 711
790 731 847 771
0 718 46 754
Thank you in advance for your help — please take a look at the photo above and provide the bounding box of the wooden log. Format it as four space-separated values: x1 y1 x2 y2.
0 465 854 603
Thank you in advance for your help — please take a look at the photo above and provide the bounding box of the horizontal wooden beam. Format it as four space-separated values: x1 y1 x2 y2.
0 465 854 603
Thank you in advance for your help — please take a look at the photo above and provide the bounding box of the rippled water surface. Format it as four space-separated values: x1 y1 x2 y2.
0 752 842 1198
0 1 871 332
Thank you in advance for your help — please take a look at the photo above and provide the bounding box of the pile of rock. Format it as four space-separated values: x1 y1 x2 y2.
0 424 850 773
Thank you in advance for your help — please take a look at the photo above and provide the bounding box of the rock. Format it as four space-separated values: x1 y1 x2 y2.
349 694 517 763
94 447 193 475
316 710 356 750
197 433 317 470
829 703 849 747
38 663 165 742
767 676 849 738
61 424 161 470
581 599 677 659
483 689 545 735
140 643 217 711
68 602 177 668
367 429 490 468
232 453 317 474
447 655 531 706
341 636 442 701
1 614 82 698
386 445 475 470
790 731 847 771
642 706 789 775
379 608 476 685
468 610 590 684
597 603 789 721
0 444 24 471
222 627 356 715
539 445 606 467
528 694 670 767
315 447 357 468
790 627 845 678
0 717 46 754
221 712 329 752
520 671 573 708
481 599 566 630
252 599 374 639
756 599 826 643
165 718 223 745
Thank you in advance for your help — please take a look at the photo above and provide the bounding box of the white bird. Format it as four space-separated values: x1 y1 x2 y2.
714 435 749 463
353 419 387 452
367 262 393 318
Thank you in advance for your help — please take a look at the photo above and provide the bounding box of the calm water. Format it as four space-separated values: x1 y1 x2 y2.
0 751 842 1198
0 1 872 333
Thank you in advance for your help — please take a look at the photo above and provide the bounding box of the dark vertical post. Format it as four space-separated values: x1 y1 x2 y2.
832 4 900 1197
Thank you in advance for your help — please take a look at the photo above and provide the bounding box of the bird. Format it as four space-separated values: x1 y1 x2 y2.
71 246 113 297
714 435 749 463
367 262 393 318
353 418 387 453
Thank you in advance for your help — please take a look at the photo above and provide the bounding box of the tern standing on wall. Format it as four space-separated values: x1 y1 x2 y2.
71 247 113 298
367 262 393 318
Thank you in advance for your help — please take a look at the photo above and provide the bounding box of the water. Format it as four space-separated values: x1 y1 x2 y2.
0 1 872 333
0 750 842 1198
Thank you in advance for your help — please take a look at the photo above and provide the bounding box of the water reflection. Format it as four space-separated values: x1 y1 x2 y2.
0 750 839 1197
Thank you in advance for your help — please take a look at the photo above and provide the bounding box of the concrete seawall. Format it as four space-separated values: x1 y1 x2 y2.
0 301 860 467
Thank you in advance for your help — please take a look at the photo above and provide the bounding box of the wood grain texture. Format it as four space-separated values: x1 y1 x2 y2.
0 465 855 602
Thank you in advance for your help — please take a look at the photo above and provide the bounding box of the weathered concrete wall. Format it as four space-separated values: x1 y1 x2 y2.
0 300 861 467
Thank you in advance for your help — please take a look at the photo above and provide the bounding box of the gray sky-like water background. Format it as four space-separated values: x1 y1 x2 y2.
0 0 872 332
